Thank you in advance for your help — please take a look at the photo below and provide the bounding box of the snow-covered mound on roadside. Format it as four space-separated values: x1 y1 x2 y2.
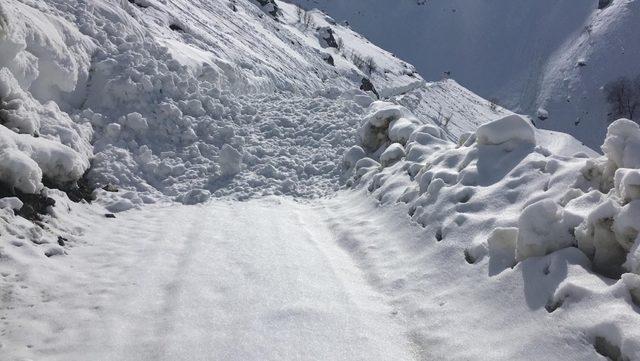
344 101 640 359
0 3 93 193
288 0 640 149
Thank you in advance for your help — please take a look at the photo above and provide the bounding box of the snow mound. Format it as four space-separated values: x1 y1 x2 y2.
349 101 640 280
0 3 93 194
476 114 536 146
346 99 640 358
516 199 577 262
602 119 640 169
358 101 421 152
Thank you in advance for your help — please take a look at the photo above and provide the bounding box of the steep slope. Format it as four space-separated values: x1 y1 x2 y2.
288 0 640 149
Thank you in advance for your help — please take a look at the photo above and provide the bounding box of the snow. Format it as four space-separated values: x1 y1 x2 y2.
379 143 405 166
342 145 366 170
516 199 578 262
475 114 536 146
342 98 640 359
615 168 640 203
1 0 640 360
0 196 23 210
602 119 640 169
0 147 43 193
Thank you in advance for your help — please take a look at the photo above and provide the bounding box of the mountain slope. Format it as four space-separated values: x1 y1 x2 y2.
288 0 640 148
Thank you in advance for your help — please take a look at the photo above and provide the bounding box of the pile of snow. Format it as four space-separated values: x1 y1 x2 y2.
345 102 640 359
575 119 640 277
349 104 640 278
0 3 93 193
475 114 536 146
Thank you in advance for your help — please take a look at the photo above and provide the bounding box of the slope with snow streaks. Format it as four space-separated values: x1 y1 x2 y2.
287 0 640 149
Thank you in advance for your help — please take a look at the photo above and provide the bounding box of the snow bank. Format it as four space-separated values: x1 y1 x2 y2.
346 100 640 358
349 100 640 281
358 101 421 152
516 199 578 261
0 120 89 191
0 2 93 195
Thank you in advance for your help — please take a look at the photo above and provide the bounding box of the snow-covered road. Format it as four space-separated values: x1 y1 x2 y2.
3 197 414 361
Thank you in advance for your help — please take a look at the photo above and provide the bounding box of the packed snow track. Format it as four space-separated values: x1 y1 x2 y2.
1 196 415 361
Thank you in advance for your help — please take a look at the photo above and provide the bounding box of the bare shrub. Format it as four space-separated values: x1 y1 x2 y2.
604 76 640 121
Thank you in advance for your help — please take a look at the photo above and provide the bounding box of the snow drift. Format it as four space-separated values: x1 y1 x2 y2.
348 102 640 278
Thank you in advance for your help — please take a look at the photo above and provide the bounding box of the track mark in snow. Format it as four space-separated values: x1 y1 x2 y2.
1 199 415 361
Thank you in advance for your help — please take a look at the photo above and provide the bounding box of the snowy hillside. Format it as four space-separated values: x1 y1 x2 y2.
1 0 640 360
287 0 640 149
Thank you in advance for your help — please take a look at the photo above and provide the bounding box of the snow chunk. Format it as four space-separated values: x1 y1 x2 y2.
614 168 640 203
179 189 211 205
388 118 418 145
0 197 23 210
354 157 380 178
476 114 536 146
0 148 43 193
358 101 418 151
575 200 626 277
124 112 148 132
342 146 366 169
516 199 576 261
602 119 640 169
106 199 135 213
380 143 405 166
219 144 242 177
